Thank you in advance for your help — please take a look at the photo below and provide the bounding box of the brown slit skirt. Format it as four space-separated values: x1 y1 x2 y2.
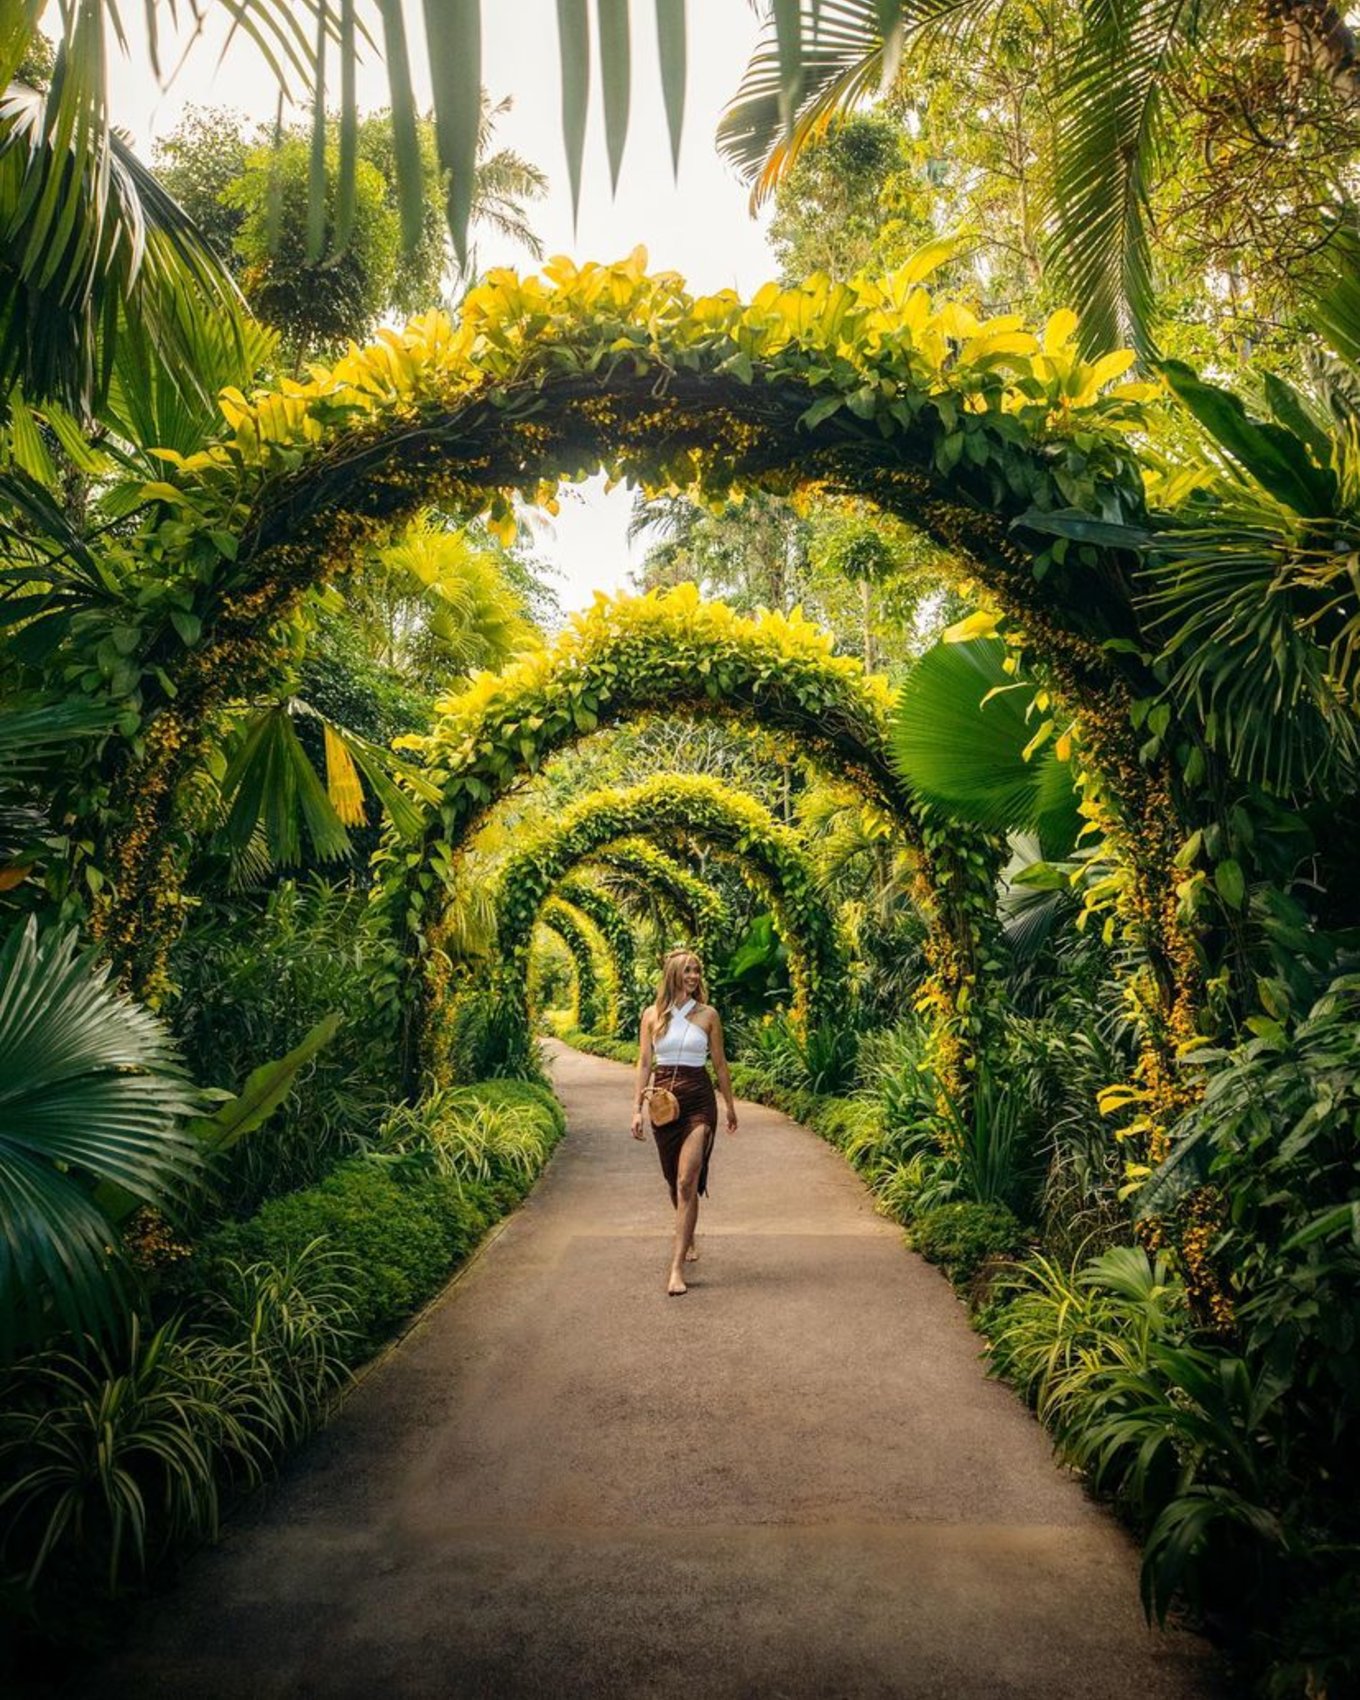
650 1064 718 1207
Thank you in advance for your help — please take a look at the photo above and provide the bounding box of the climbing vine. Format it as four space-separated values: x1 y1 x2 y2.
400 587 1000 1082
588 839 728 967
79 253 1148 1011
538 897 612 1037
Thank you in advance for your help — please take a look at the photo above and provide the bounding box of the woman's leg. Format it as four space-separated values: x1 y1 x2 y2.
668 1123 710 1294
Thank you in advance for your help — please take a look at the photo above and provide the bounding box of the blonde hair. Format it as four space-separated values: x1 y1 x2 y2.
651 951 706 1041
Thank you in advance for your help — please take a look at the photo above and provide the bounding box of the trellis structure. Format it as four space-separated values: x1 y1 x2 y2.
476 774 844 1078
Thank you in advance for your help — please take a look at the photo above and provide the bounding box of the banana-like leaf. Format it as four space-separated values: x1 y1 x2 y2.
1160 360 1338 518
0 918 202 1360
890 637 1082 853
187 1013 342 1156
423 0 482 265
597 0 631 192
557 0 591 219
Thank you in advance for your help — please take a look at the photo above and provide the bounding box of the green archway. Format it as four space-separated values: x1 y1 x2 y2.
411 588 999 1085
587 839 728 956
96 256 1149 1021
538 897 612 1036
553 877 637 1039
473 774 845 1078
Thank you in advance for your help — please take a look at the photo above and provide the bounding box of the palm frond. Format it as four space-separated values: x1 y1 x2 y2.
1045 0 1197 357
0 917 202 1360
718 0 888 206
889 637 1082 851
0 79 245 414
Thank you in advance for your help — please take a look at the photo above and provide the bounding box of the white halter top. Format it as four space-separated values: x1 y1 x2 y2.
653 997 709 1066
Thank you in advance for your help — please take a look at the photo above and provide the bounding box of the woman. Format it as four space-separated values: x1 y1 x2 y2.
631 951 739 1295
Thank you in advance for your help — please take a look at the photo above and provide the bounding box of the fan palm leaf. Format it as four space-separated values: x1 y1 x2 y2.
217 697 441 869
889 636 1082 853
0 917 202 1360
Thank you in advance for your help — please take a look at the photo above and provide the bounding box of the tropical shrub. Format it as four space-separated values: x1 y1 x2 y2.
171 880 399 1213
377 1084 563 1194
193 1164 488 1359
191 1081 563 1357
0 1242 352 1607
744 1012 861 1096
910 1201 1028 1287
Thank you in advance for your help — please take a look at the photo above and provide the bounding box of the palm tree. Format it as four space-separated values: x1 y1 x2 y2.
718 0 1360 356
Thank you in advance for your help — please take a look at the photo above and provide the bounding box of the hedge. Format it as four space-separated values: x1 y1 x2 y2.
191 1079 564 1361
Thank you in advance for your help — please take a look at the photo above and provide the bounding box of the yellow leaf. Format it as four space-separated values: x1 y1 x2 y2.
897 234 965 289
1043 308 1080 355
942 610 1001 643
324 726 367 826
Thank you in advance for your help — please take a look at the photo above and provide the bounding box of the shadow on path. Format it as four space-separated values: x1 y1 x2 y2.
89 1040 1221 1699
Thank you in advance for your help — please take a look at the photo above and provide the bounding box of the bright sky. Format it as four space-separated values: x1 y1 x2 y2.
110 2 780 614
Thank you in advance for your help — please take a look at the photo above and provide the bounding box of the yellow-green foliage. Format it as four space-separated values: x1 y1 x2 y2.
482 773 846 1075
539 895 613 1036
554 878 637 1039
157 249 1149 529
589 838 728 950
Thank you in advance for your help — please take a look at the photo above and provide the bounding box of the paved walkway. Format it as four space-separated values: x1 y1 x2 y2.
94 1042 1220 1699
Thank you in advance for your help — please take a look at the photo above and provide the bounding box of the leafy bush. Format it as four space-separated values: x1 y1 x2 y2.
170 880 400 1213
193 1163 487 1358
910 1201 1028 1286
378 1082 563 1193
0 1242 352 1606
189 1080 563 1358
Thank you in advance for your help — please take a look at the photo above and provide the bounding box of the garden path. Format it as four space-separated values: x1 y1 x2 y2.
93 1041 1220 1699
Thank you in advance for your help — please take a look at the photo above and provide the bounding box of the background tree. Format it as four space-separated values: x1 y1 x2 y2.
154 96 547 363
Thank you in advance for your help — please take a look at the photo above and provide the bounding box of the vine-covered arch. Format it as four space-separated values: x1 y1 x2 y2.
554 877 637 1039
537 897 612 1036
410 588 999 1083
588 839 728 954
98 253 1151 1016
478 774 845 1077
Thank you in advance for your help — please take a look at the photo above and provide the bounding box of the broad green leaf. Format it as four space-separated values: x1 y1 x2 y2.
1160 360 1336 517
187 1014 342 1156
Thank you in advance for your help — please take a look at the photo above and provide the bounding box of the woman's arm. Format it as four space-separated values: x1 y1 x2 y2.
630 1010 654 1140
708 1011 739 1135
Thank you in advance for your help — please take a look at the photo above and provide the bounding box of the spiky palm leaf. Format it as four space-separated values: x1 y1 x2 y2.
0 78 245 413
0 918 202 1360
1045 0 1201 357
717 0 898 206
216 696 441 869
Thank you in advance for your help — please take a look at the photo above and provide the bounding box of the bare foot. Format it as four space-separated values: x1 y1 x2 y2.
667 1270 688 1296
685 1241 700 1262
